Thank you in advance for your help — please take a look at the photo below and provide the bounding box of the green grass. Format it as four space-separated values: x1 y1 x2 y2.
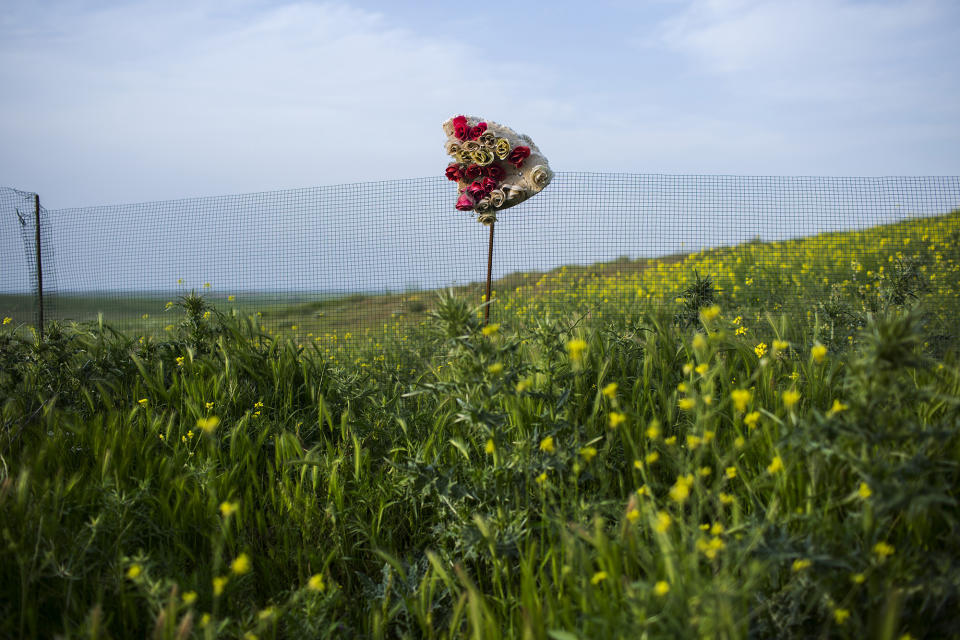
2 214 960 639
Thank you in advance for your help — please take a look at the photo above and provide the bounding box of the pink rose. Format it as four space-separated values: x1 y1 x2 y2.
456 193 475 211
507 146 531 168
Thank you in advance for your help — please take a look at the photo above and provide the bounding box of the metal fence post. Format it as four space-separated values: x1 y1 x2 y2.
34 193 44 339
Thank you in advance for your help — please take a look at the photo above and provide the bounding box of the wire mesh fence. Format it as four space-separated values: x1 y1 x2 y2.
3 173 960 346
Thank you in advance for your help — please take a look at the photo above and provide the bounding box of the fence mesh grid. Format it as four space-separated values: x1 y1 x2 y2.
3 173 959 344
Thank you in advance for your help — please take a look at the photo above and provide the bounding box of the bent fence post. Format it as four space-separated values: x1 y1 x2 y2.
34 193 44 340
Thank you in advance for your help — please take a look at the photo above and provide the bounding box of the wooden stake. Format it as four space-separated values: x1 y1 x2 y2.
484 221 494 326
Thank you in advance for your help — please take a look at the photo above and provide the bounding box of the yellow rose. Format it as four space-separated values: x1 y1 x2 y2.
478 131 497 147
472 148 495 166
495 137 511 159
529 164 552 190
488 188 506 208
462 140 481 154
445 141 462 157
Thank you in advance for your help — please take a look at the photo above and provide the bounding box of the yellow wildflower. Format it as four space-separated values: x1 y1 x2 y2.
228 295 235 301
754 343 768 358
710 522 724 535
481 323 499 336
828 399 849 416
767 455 784 474
197 416 220 434
516 378 532 393
258 607 276 621
645 451 660 465
719 493 735 505
539 436 555 453
126 564 143 579
602 382 618 399
637 484 652 497
682 362 694 375
590 571 608 585
834 608 850 625
213 576 228 596
609 412 626 428
487 362 503 375
858 482 872 499
664 436 677 446
686 434 702 449
734 436 746 448
851 573 866 584
566 338 588 362
138 398 148 406
219 501 239 517
772 339 789 352
700 305 721 322
695 363 709 376
692 333 707 350
792 559 811 572
873 541 895 558
699 466 712 477
176 356 185 367
743 411 760 428
580 446 597 462
811 343 827 363
2 317 11 325
731 389 752 412
182 591 198 604
626 508 640 523
669 474 695 503
536 472 548 485
654 580 670 596
783 389 801 409
308 573 326 591
725 466 737 479
485 439 495 455
678 397 696 411
205 401 214 410
230 553 252 575
654 510 672 533
645 420 661 440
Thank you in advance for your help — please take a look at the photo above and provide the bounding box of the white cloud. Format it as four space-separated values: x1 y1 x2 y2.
0 1 565 205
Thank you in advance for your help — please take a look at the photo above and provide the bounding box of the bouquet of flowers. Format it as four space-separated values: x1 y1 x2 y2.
442 115 552 225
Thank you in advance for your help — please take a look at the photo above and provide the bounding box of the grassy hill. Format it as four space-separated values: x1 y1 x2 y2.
1 211 959 639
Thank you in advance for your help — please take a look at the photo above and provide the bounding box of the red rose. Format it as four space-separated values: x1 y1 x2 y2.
484 164 506 182
468 122 487 140
452 115 467 128
445 164 462 181
481 177 497 194
455 122 470 141
507 146 531 168
466 181 486 201
456 193 475 211
463 164 482 181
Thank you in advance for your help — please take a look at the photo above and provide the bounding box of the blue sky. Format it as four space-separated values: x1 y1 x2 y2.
1 0 959 208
